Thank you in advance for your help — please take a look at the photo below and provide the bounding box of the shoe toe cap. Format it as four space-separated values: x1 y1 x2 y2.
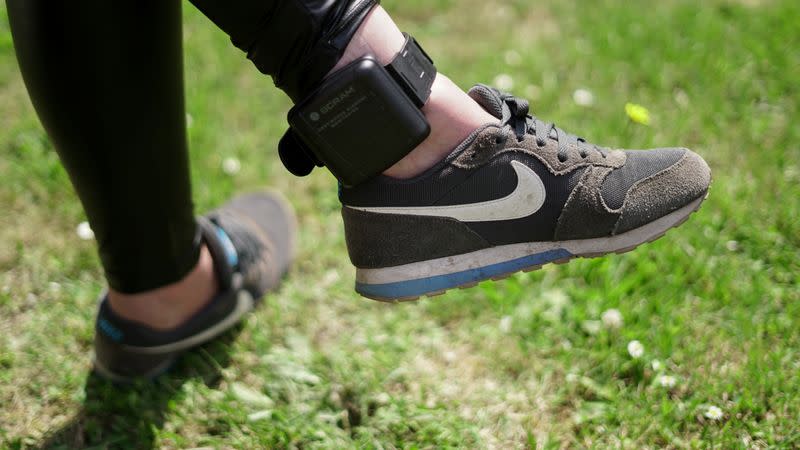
614 149 711 233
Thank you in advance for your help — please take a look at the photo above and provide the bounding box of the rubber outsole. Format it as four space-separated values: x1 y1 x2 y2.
355 193 708 303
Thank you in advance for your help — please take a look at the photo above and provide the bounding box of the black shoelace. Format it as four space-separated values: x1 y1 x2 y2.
498 92 606 162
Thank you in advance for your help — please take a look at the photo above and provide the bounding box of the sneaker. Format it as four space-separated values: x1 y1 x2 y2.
340 85 711 301
93 191 296 382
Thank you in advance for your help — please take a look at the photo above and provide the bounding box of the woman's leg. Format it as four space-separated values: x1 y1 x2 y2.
7 0 217 328
8 0 490 328
5 0 382 331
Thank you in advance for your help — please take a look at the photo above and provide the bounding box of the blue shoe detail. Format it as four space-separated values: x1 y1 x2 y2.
356 248 573 299
215 226 239 268
98 317 124 342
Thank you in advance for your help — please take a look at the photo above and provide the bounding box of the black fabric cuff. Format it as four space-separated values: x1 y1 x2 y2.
270 0 380 102
191 0 379 102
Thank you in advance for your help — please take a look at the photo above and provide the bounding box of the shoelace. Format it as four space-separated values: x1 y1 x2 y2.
498 92 606 162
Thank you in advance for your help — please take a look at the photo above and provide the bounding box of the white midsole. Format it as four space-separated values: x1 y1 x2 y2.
356 196 704 285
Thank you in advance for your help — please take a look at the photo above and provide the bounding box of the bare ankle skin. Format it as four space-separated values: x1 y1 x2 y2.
331 7 497 179
107 246 219 330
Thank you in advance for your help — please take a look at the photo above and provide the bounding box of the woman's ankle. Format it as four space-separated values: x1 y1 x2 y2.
382 74 495 178
330 6 496 179
107 246 219 330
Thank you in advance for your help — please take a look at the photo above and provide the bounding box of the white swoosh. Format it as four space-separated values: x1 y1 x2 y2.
348 161 546 222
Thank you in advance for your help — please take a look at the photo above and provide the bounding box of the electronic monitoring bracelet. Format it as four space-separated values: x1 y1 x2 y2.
279 34 436 187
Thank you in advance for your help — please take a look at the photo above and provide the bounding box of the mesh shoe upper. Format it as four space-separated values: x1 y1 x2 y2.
340 84 710 265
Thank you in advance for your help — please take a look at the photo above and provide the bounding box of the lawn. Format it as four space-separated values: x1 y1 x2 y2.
1 0 798 448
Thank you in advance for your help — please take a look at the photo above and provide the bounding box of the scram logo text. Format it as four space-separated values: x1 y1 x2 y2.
312 86 357 120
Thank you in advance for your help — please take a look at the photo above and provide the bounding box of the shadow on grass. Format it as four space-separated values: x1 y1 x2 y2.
35 326 244 450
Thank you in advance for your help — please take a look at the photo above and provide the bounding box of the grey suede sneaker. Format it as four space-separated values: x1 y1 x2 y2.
93 191 296 382
340 85 711 301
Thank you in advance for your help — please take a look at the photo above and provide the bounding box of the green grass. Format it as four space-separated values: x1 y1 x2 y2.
1 0 799 448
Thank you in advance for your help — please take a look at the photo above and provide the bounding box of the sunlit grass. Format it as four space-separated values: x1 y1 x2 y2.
1 0 798 447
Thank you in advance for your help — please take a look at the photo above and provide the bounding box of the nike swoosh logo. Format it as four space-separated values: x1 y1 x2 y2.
348 161 546 222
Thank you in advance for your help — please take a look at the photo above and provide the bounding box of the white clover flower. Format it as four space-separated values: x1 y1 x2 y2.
247 410 272 422
627 340 644 359
601 308 623 329
657 374 677 388
504 50 522 66
582 320 602 335
704 405 724 421
651 359 663 371
674 89 690 108
524 84 542 101
76 221 95 240
572 88 595 107
48 282 62 293
374 392 391 405
493 73 515 91
231 382 274 408
222 157 241 175
499 316 512 333
566 373 579 383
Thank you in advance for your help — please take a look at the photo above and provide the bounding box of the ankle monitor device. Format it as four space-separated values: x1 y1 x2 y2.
279 33 436 187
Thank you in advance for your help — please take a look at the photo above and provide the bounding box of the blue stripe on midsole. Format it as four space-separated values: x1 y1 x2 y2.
356 248 573 299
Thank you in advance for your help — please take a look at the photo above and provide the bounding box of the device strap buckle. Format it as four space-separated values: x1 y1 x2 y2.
385 33 436 108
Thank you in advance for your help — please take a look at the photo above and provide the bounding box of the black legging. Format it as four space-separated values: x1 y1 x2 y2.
6 0 375 293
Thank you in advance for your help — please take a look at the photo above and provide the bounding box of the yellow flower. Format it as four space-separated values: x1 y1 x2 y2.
625 102 651 126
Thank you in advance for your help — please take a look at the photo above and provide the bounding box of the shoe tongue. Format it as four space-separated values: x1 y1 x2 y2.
468 84 507 119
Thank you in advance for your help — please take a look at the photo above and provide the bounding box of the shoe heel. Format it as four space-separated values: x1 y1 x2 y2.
93 333 176 382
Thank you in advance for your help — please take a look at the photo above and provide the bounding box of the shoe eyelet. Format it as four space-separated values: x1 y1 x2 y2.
558 155 567 163
580 152 588 158
536 139 545 148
